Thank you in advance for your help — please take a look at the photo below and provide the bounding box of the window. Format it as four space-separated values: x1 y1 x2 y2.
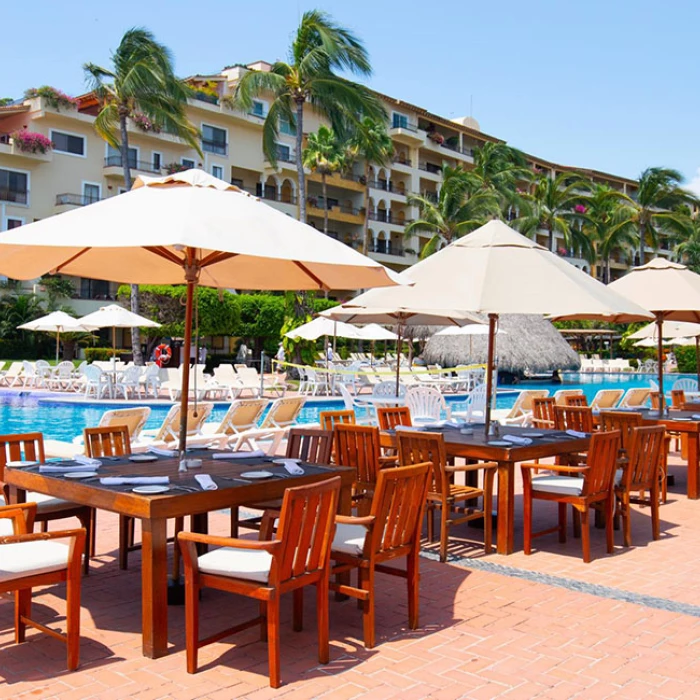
211 165 223 180
201 124 227 155
392 113 409 130
51 130 85 156
6 218 23 229
250 100 266 118
0 168 28 204
106 145 137 169
152 152 162 171
279 115 296 136
181 158 195 169
82 183 100 204
275 144 291 162
79 278 111 300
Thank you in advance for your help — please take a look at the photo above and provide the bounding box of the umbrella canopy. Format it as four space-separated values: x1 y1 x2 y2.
18 310 97 362
78 304 160 357
0 169 399 457
434 325 505 337
325 220 652 427
354 324 398 341
610 258 700 407
285 317 361 341
629 320 700 340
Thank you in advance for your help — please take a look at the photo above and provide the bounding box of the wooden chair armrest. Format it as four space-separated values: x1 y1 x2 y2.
0 502 37 534
178 530 282 554
379 455 398 468
532 419 555 429
446 461 498 473
0 527 84 546
521 462 589 474
259 509 281 540
336 514 374 526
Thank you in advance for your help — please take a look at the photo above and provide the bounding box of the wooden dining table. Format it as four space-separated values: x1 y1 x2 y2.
381 424 590 555
5 450 354 659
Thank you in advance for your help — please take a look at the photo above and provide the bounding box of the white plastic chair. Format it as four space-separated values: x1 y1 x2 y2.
47 361 76 391
82 365 110 399
140 363 163 398
453 383 487 422
373 380 407 398
0 361 24 387
21 361 38 388
673 378 698 393
114 365 143 399
405 385 452 423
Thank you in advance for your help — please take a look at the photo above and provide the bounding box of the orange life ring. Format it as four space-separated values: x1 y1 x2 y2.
155 344 172 367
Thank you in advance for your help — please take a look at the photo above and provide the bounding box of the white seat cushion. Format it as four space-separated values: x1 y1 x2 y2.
332 523 368 556
0 541 70 583
531 476 584 496
28 492 78 513
198 546 272 583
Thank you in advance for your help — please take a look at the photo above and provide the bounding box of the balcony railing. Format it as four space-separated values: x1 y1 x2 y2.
418 162 442 175
0 189 28 204
202 139 228 155
104 156 161 173
368 180 408 196
309 201 362 216
192 91 219 105
55 193 101 207
392 156 412 167
370 242 405 256
440 142 474 158
390 120 418 132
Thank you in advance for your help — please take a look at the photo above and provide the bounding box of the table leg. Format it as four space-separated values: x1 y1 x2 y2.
496 461 514 555
688 431 699 500
141 517 168 658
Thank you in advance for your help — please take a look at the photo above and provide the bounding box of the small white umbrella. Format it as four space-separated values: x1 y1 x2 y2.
18 311 97 362
285 316 361 341
77 304 160 358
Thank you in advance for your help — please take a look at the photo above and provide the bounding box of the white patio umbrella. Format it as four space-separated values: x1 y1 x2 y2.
78 304 160 358
435 323 507 358
285 316 361 341
0 170 399 458
630 319 700 383
610 258 700 409
18 310 97 362
355 324 398 341
325 220 652 429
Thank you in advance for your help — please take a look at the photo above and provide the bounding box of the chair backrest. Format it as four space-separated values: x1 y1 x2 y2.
99 407 151 439
671 389 686 409
465 383 487 420
213 364 236 382
35 360 51 376
599 410 642 451
21 361 36 377
259 397 304 429
564 394 589 407
154 402 213 442
56 361 74 378
83 364 103 382
4 362 23 377
506 390 549 419
405 385 446 421
649 392 660 410
532 397 556 428
365 462 431 558
286 428 334 464
554 405 594 433
218 399 268 434
121 365 142 383
582 430 621 496
373 380 406 398
84 425 131 458
271 476 341 584
0 433 44 485
397 430 448 497
673 377 698 393
591 389 624 410
319 410 355 431
334 424 382 486
377 406 412 431
626 425 665 491
553 389 584 406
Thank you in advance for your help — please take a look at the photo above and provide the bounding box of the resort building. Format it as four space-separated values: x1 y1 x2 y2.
0 61 669 316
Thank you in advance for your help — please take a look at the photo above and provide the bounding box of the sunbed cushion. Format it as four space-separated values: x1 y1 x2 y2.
332 523 368 556
198 546 272 583
531 476 584 496
0 541 70 582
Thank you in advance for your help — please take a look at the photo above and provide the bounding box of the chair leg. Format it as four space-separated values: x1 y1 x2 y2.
483 471 494 554
118 516 130 570
77 513 91 576
267 597 281 688
439 506 449 562
172 517 184 581
184 579 200 674
66 571 81 671
558 502 567 543
316 577 330 665
230 506 240 538
89 508 97 557
580 508 591 563
362 566 376 649
407 548 419 630
14 588 30 643
426 503 435 542
523 491 532 555
651 486 661 540
606 498 615 554
621 493 631 548
292 588 303 632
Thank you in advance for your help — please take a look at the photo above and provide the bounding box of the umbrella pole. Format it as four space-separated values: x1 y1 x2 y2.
656 313 665 413
484 314 498 435
178 263 197 461
696 336 700 388
396 324 403 397
56 331 60 364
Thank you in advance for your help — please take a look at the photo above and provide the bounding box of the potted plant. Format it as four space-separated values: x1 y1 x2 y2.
24 86 78 111
427 132 445 145
10 130 53 154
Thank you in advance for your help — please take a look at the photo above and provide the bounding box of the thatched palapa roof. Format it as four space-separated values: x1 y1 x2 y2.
422 314 581 375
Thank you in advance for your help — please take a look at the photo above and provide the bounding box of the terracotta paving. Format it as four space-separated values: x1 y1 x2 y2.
2 450 700 698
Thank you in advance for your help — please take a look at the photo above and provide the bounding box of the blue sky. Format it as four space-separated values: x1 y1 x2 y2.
2 0 698 190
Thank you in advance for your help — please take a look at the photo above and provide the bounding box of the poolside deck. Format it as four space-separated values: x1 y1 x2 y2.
2 450 699 698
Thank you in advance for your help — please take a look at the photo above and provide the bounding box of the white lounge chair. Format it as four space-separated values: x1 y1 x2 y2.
190 398 269 447
590 389 624 410
136 402 214 447
553 389 585 405
618 388 651 408
497 389 550 426
0 361 24 387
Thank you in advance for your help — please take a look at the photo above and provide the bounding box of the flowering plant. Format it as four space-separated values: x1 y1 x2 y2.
427 132 444 145
11 130 53 154
574 204 587 214
132 112 160 133
24 86 78 111
557 247 568 257
164 162 189 174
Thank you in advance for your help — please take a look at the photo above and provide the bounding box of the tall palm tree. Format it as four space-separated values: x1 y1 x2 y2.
674 215 700 273
512 172 592 255
302 126 345 234
610 167 693 266
471 142 531 214
406 165 500 258
84 27 201 364
346 118 394 254
231 10 385 224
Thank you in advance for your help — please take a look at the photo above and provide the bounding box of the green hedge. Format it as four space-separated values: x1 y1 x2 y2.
85 347 124 362
675 346 698 374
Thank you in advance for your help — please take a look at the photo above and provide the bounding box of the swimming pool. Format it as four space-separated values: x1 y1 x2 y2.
0 372 689 443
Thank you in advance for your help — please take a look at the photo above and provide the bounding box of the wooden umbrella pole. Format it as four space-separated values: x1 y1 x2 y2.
696 336 700 387
395 323 403 397
484 313 498 435
656 313 665 414
178 253 197 462
56 331 60 363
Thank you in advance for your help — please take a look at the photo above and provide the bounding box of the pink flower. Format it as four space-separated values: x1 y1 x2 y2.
574 204 587 214
11 130 53 154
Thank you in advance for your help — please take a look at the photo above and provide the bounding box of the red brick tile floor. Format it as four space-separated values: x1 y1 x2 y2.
2 450 700 699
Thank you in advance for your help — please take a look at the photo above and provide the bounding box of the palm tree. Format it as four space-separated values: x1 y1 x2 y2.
610 167 694 266
512 172 592 255
231 10 385 224
470 142 531 214
302 126 345 234
406 165 500 258
84 27 201 364
346 118 394 254
674 215 700 272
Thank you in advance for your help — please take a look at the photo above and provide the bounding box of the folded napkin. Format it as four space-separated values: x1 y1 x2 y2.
100 476 169 486
212 450 266 460
73 455 102 467
394 424 415 432
421 420 446 429
566 429 588 438
502 434 532 446
148 446 177 457
275 459 304 475
40 463 97 473
693 415 700 420
194 474 218 491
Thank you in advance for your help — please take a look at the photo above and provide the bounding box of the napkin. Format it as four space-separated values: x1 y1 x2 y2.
502 435 532 446
212 450 266 460
40 463 98 473
394 424 415 432
194 474 218 491
275 459 304 475
421 420 446 429
73 455 102 467
693 415 700 420
566 429 588 438
148 446 178 457
100 476 169 485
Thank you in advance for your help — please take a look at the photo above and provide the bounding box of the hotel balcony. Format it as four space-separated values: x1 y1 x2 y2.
369 180 408 199
54 193 102 214
103 156 162 178
0 188 28 205
388 120 424 146
308 171 365 193
391 155 413 172
264 147 297 172
0 133 53 164
368 211 412 228
308 202 364 225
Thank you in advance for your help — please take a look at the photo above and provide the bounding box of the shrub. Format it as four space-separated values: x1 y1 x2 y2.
24 86 77 111
675 346 698 374
11 131 53 154
164 162 189 174
85 347 123 362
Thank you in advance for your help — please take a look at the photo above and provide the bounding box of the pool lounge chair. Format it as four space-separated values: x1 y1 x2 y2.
188 398 269 448
590 389 624 411
496 389 550 426
0 361 25 387
553 389 585 405
618 388 651 408
136 402 214 447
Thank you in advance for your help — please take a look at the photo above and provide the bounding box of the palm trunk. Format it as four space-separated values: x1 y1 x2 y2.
362 162 371 255
322 173 328 234
605 256 611 284
638 222 645 266
295 99 306 224
119 113 143 365
548 222 555 253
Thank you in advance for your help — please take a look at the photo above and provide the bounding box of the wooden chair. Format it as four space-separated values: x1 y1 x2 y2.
330 462 431 648
532 397 556 429
397 430 497 560
615 425 665 546
178 476 341 688
521 430 621 563
553 405 594 433
671 389 686 409
319 409 355 431
564 394 589 407
377 406 412 431
0 502 85 670
650 392 660 410
0 433 92 575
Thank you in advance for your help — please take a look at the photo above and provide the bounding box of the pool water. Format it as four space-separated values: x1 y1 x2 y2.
1 372 690 443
